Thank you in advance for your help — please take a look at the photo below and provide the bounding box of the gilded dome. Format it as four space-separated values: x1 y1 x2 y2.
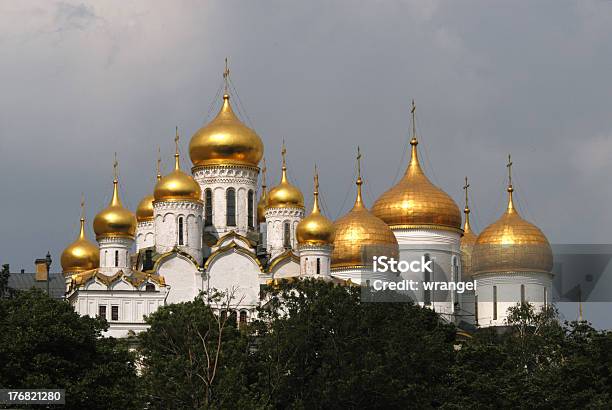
297 171 334 246
154 147 202 203
331 172 398 270
372 138 461 232
136 194 155 222
61 215 99 274
189 94 264 168
93 179 137 240
267 147 304 209
471 184 553 275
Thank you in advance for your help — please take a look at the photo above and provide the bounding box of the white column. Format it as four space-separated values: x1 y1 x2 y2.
98 237 133 274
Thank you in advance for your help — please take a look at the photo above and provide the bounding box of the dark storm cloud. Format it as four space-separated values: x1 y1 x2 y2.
1 0 611 290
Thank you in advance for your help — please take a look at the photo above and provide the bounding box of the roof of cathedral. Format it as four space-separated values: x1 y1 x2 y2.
68 268 166 291
61 203 100 273
267 143 304 209
372 102 461 232
296 168 334 246
471 157 552 275
93 162 137 240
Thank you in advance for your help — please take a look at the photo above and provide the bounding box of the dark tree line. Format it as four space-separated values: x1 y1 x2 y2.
1 278 611 409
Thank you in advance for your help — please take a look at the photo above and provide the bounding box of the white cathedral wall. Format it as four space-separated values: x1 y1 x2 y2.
136 221 155 251
156 254 202 304
153 200 203 263
265 207 304 258
193 165 259 238
392 228 462 320
205 251 262 308
71 284 167 338
298 245 332 277
270 258 301 279
474 271 553 327
98 237 133 275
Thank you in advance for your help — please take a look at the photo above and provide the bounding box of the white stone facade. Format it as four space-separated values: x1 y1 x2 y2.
136 220 155 251
153 200 204 263
265 207 304 258
192 165 259 237
299 245 332 278
98 236 134 275
474 271 553 327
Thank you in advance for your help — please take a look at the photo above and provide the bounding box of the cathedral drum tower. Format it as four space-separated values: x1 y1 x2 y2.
372 102 462 319
189 64 263 242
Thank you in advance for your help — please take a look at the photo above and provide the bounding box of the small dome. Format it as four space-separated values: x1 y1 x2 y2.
472 185 553 275
136 194 154 222
154 150 202 203
267 148 304 209
297 172 334 246
189 94 264 168
61 216 99 273
94 179 137 240
372 138 461 232
331 174 398 270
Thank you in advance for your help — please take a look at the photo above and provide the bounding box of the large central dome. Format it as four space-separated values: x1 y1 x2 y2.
372 138 461 232
189 94 263 168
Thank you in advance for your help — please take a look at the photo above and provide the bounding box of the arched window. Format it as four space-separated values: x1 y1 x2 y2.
114 250 119 267
226 188 236 226
178 217 184 245
205 189 213 226
247 190 254 229
239 310 248 327
316 258 321 275
283 221 291 249
521 284 525 304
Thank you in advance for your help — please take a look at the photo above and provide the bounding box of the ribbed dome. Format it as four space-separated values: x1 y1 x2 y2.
267 148 304 209
189 94 263 168
472 185 552 275
154 150 202 203
297 172 334 246
372 138 461 232
93 179 137 240
331 175 398 270
61 215 99 273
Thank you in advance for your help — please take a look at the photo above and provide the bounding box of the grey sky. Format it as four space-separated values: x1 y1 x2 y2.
1 1 611 322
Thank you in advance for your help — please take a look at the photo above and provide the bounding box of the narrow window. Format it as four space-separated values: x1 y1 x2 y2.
144 249 153 270
544 287 548 307
248 190 254 229
226 188 236 226
493 286 498 320
453 256 459 312
239 310 248 327
111 305 119 321
145 283 155 292
114 250 119 267
283 222 291 248
229 311 237 326
205 189 213 226
474 294 479 325
316 258 321 275
520 284 525 304
178 217 184 245
220 310 227 322
99 305 107 319
424 254 431 306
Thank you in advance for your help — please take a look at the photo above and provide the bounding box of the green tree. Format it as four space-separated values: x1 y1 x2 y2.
0 289 141 409
138 289 256 409
252 279 457 409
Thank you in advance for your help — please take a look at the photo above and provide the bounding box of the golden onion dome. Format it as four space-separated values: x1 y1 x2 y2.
297 170 335 246
93 178 137 240
331 154 398 270
372 137 461 232
472 170 553 275
154 135 202 203
189 93 264 168
61 211 99 274
460 181 478 278
267 145 304 209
